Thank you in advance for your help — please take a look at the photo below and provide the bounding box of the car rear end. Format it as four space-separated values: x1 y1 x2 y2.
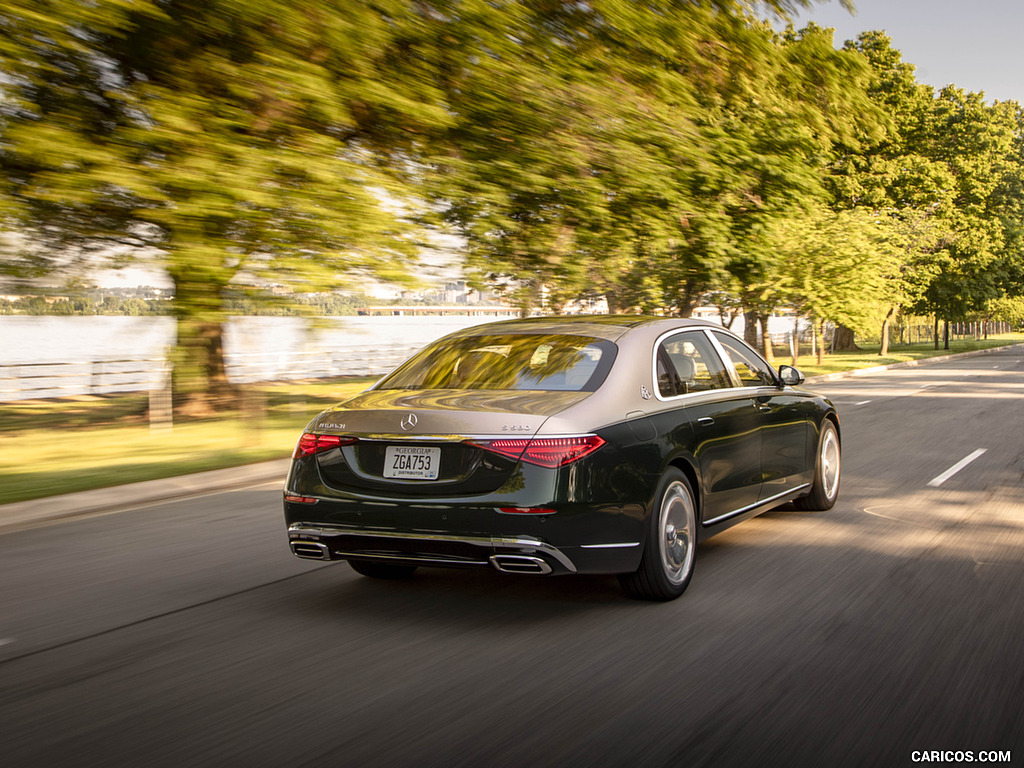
284 325 646 576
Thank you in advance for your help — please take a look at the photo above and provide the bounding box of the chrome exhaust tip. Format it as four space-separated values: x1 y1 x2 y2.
290 541 331 560
489 554 552 575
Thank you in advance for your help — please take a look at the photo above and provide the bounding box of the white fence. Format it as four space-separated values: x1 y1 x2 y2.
0 342 422 401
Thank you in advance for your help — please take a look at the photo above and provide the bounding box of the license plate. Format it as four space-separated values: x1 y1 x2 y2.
383 446 441 480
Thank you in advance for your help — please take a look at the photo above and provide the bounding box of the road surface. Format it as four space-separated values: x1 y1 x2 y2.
1 348 1022 767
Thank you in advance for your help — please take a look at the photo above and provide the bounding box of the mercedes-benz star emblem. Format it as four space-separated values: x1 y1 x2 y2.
400 413 418 431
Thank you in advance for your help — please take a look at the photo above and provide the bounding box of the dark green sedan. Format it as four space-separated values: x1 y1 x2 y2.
284 315 840 600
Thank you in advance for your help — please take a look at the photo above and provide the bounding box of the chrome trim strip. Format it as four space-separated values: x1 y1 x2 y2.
702 484 811 527
336 433 604 442
287 524 578 573
580 542 641 549
333 551 490 567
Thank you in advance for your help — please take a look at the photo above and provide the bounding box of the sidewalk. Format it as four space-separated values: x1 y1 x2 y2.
2 342 1020 535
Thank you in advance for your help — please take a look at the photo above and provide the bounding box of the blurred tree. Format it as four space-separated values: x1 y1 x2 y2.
769 207 889 364
428 3 875 322
0 0 449 413
829 34 1024 352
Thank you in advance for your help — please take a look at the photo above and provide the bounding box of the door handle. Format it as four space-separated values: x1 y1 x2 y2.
696 417 715 426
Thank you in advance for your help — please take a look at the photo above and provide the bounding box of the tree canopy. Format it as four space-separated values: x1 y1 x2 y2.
1 1 1022 406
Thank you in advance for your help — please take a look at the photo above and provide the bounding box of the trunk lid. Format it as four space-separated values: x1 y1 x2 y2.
309 388 590 496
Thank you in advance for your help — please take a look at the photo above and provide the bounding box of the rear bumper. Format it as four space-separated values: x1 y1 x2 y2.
288 523 578 575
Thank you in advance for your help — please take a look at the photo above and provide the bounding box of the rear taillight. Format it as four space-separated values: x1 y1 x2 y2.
293 433 357 458
469 435 606 468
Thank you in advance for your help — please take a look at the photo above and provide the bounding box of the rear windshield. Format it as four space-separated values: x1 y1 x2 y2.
376 334 617 392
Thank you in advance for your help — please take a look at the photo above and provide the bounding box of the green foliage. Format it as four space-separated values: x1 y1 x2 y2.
769 207 891 335
830 33 1024 331
0 0 449 410
428 5 884 317
1 0 1022 384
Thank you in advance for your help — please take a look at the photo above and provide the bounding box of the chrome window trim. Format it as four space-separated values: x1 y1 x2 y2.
651 327 754 403
707 328 781 389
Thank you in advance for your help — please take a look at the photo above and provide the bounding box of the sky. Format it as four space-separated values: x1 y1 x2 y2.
790 0 1024 103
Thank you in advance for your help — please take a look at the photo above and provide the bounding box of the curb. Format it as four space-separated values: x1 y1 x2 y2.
2 342 1021 534
0 458 291 535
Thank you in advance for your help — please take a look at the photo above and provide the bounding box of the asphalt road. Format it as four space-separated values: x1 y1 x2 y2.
2 347 1023 768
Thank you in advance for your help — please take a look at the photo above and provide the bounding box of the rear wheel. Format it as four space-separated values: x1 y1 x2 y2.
619 468 697 601
794 419 840 511
348 559 418 579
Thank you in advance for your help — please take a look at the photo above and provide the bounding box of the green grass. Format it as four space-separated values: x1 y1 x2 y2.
772 334 1024 379
0 378 374 505
2 334 1022 506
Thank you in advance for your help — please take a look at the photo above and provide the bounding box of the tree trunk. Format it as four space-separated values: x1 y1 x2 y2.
791 314 800 367
832 324 859 352
759 314 775 363
934 316 940 350
675 280 699 318
816 320 826 366
743 310 760 348
171 276 238 417
172 318 237 417
943 319 950 350
879 307 895 356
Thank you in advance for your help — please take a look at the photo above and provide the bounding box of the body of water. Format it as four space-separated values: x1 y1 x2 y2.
0 313 517 400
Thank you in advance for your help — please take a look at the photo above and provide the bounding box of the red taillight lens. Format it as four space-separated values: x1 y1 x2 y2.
498 507 558 515
470 435 606 468
293 433 356 458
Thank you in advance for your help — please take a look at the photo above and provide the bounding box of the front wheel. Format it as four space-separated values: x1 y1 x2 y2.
794 419 840 511
619 468 697 601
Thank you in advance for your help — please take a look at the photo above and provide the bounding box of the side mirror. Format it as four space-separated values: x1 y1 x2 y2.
778 365 805 387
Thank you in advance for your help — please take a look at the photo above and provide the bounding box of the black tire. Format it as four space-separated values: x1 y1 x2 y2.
619 468 697 601
794 419 840 511
348 559 418 579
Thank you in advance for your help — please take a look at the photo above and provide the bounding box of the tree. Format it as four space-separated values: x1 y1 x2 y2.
769 207 890 365
911 89 1022 347
827 32 1024 353
430 6 879 323
0 0 450 413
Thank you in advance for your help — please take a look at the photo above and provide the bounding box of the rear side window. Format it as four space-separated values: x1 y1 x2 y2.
377 334 617 392
657 332 732 397
713 332 777 387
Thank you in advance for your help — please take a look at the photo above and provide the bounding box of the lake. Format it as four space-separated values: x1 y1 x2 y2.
0 313 517 399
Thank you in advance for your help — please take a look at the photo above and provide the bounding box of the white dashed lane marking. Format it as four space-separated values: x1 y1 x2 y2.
928 449 987 488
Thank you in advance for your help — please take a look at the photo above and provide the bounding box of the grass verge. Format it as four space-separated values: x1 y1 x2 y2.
1 334 1021 505
772 334 1024 378
0 378 373 505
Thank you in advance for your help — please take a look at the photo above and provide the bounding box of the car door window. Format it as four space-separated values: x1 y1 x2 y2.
713 332 777 387
656 354 675 397
657 332 732 396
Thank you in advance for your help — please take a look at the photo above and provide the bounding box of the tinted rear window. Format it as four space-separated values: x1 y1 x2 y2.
377 334 617 392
